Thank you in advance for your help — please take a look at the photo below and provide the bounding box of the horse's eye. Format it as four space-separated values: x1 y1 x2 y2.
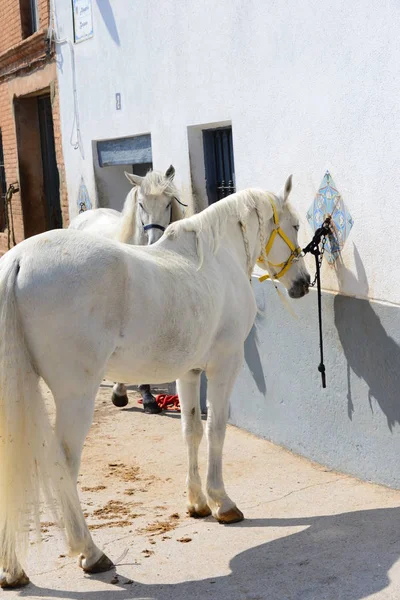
293 224 300 232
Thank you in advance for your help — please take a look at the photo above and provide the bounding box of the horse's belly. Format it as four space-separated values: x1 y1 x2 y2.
105 322 211 383
105 353 194 385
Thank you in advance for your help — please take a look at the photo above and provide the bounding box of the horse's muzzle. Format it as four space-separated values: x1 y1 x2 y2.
288 275 311 299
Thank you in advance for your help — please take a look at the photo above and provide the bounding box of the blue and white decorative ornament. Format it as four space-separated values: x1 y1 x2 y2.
306 171 353 264
77 178 92 214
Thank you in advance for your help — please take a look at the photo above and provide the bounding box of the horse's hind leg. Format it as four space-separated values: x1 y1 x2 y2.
178 370 211 518
54 391 114 573
0 529 29 589
112 382 129 407
139 384 162 414
205 352 244 524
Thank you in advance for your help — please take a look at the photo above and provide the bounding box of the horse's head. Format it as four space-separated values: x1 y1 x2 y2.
257 176 310 299
125 166 185 245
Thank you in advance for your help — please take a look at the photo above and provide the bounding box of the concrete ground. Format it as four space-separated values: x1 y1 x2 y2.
11 383 400 600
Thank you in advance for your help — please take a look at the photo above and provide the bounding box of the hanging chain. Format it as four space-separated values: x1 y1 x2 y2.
309 233 327 288
302 216 332 389
302 217 331 260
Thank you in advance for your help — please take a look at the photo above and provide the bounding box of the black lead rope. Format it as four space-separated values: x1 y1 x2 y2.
302 217 332 389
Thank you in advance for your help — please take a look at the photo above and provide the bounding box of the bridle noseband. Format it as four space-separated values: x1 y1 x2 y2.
143 222 167 233
257 199 302 282
141 196 188 234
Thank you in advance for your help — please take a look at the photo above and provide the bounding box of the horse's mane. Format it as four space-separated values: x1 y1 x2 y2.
165 188 275 269
139 170 178 198
117 170 185 243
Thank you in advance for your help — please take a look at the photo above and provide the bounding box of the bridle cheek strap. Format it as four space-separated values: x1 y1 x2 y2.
257 199 301 282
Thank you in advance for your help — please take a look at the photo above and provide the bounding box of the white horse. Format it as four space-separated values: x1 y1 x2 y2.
70 166 186 413
0 176 309 588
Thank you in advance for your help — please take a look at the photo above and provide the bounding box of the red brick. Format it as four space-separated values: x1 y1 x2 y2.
0 0 67 256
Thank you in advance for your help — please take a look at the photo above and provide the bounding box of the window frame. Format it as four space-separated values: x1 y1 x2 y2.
30 0 39 33
20 0 39 39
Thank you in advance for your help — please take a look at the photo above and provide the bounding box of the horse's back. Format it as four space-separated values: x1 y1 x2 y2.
9 229 128 386
13 229 126 306
69 208 121 239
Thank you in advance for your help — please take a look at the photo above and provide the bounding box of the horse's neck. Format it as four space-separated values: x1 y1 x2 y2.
162 203 269 276
115 189 144 244
224 210 264 277
164 207 267 277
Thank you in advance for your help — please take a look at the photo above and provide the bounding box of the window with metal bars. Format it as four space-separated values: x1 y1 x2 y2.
203 127 236 205
0 131 6 232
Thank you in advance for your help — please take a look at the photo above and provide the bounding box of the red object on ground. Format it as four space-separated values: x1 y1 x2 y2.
138 394 181 412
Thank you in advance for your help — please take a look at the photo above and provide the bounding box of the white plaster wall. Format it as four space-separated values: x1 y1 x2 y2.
55 0 400 304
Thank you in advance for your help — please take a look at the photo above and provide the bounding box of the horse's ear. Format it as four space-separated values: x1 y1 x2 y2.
165 165 175 180
279 175 293 204
125 172 143 187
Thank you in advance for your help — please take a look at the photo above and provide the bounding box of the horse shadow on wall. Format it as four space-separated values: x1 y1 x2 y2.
244 320 267 396
334 246 400 430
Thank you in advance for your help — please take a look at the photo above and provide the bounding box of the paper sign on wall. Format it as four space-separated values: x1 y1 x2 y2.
72 0 93 44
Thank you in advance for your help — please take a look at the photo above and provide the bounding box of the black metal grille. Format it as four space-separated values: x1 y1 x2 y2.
0 131 6 231
203 127 235 204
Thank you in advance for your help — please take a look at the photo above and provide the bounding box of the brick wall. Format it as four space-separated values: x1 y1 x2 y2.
0 1 23 55
0 0 68 255
0 82 23 254
0 0 50 54
38 0 50 29
51 79 69 227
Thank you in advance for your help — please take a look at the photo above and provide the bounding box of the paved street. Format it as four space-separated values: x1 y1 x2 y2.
13 383 400 600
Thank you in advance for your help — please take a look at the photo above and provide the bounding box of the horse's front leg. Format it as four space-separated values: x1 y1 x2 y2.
205 352 244 524
139 384 162 414
178 370 211 518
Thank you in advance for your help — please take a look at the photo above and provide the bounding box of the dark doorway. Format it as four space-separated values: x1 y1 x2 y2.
37 95 62 230
203 126 235 205
15 92 62 238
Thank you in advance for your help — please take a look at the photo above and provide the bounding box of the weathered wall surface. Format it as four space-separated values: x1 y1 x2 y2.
231 279 400 488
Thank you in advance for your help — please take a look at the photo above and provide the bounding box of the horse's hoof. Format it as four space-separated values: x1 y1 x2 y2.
0 570 30 589
217 506 244 524
188 505 212 518
143 401 162 414
112 393 129 408
81 553 114 574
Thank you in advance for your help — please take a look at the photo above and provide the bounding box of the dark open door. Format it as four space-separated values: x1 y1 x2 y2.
203 127 236 205
37 95 62 229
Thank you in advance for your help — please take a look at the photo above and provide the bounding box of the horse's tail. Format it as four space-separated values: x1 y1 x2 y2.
0 254 86 576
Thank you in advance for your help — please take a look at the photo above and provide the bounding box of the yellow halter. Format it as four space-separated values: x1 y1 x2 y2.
257 199 301 282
